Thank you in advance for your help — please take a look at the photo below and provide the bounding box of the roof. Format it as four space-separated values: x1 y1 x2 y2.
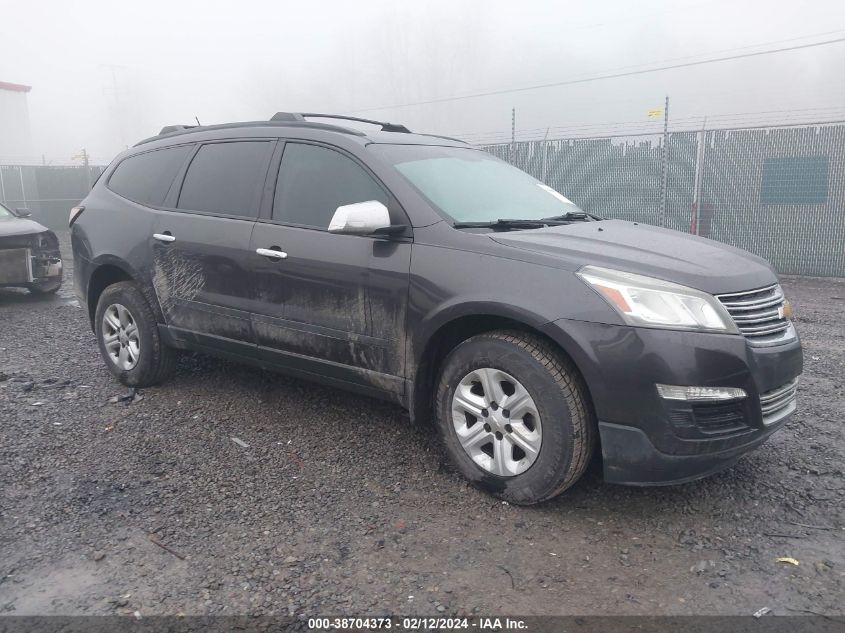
0 81 32 93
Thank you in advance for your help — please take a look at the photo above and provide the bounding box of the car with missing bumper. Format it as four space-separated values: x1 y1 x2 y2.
70 112 802 504
0 202 63 294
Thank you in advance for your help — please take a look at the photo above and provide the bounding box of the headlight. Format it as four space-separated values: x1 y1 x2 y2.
576 265 739 333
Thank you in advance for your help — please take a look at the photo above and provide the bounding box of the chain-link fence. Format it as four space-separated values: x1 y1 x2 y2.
2 125 843 277
484 122 845 278
0 164 105 230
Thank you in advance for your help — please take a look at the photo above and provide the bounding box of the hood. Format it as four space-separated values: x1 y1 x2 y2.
490 219 776 294
0 216 49 238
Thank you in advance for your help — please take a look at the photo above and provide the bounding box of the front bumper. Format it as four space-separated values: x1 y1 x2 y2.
541 319 803 485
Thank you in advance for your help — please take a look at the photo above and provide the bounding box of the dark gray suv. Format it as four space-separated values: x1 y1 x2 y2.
71 112 803 504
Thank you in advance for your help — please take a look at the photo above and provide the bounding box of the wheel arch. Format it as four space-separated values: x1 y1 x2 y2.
409 304 598 429
86 257 161 330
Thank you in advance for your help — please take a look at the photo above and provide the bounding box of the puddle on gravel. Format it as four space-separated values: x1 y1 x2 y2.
0 562 101 614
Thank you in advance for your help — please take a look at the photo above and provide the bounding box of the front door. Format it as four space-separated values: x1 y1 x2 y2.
250 141 411 395
152 139 275 346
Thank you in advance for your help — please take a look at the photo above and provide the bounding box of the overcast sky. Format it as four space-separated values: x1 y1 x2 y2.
1 0 845 163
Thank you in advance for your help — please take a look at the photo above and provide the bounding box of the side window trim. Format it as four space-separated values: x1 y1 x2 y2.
258 140 285 221
162 143 200 208
262 139 410 231
169 139 276 220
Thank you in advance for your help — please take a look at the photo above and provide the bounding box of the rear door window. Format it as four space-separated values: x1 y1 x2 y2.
273 143 389 228
108 145 193 206
177 141 273 217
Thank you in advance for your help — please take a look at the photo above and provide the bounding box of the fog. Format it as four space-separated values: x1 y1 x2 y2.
1 0 844 164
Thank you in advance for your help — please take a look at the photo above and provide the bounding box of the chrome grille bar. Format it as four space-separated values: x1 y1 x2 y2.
759 379 799 424
721 296 784 311
740 322 791 336
716 284 793 343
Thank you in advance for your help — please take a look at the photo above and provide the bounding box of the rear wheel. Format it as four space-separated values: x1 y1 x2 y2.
435 330 595 504
95 281 177 386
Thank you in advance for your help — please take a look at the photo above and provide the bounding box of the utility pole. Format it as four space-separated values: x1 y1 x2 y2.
102 64 130 150
658 95 670 227
510 107 516 163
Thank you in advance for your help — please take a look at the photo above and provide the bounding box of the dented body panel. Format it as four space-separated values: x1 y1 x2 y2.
0 210 63 290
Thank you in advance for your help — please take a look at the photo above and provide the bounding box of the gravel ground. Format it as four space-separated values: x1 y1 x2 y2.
1 233 843 617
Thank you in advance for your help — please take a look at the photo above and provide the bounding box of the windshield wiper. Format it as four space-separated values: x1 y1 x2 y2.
453 218 569 229
540 211 589 221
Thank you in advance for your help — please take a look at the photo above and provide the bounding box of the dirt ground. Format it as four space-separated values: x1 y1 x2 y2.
1 233 842 617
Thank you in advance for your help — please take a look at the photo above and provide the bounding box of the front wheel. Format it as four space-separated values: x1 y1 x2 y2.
435 330 595 504
94 281 177 387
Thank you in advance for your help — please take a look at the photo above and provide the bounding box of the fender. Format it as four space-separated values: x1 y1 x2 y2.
407 300 611 428
85 254 166 327
413 298 555 366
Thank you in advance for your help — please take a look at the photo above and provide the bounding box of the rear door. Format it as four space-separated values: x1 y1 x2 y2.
249 141 412 396
152 139 275 348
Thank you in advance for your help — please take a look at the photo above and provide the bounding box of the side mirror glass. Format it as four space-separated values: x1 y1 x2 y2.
15 208 31 218
328 200 391 235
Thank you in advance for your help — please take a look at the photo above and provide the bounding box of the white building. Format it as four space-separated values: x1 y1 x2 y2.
0 81 33 163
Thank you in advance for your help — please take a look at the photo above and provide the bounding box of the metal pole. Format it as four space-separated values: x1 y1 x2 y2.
0 166 6 205
18 166 27 210
691 116 708 235
541 127 550 183
510 107 516 163
659 95 670 227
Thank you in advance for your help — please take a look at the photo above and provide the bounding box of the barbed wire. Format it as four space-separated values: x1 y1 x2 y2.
452 107 845 144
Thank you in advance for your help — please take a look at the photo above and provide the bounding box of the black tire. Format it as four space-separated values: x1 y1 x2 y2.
94 281 177 387
27 278 62 294
435 330 595 505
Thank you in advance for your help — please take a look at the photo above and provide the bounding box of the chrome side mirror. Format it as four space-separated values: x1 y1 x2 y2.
15 208 31 218
328 200 391 235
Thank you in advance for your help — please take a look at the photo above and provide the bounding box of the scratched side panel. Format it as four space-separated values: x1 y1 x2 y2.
152 210 255 342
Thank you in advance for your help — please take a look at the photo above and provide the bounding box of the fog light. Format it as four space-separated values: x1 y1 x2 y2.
656 384 747 402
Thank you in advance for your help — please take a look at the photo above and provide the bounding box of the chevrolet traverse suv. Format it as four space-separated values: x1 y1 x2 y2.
71 112 803 504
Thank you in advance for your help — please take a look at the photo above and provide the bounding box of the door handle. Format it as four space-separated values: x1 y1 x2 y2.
153 233 176 243
256 247 288 260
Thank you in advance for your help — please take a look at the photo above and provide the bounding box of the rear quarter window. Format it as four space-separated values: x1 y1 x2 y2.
107 145 193 206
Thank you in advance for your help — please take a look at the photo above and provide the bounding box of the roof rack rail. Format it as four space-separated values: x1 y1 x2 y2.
135 119 372 146
271 112 412 134
159 124 198 135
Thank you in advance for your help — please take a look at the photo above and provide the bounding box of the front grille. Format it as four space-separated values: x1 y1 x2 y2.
716 284 793 343
691 401 748 435
666 400 750 438
759 379 798 425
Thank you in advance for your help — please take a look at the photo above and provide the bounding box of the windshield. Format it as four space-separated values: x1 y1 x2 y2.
0 202 14 219
371 144 584 223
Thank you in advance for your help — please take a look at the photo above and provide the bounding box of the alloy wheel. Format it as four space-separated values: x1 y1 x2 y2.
102 303 140 371
451 367 542 476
